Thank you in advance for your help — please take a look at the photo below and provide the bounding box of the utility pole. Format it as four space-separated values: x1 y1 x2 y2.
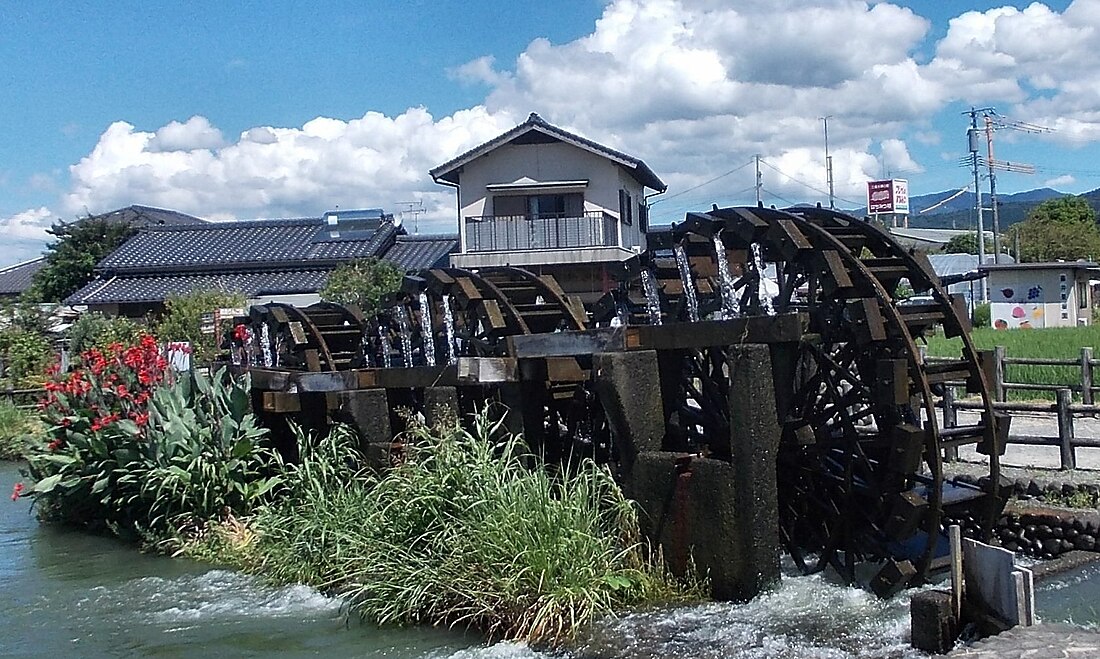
755 154 762 206
965 107 992 301
984 115 1002 264
821 116 835 209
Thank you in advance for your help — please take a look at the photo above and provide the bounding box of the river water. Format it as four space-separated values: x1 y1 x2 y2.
2 460 1095 658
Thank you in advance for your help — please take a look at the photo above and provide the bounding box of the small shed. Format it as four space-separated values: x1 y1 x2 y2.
981 262 1100 329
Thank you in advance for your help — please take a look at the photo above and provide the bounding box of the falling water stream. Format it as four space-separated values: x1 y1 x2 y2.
418 292 436 367
712 233 741 320
639 268 663 326
442 294 458 364
751 242 777 316
378 324 394 369
673 244 700 323
2 462 1097 657
394 305 415 368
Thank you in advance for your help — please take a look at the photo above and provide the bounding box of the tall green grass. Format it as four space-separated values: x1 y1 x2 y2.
189 411 700 644
0 400 38 460
925 325 1100 400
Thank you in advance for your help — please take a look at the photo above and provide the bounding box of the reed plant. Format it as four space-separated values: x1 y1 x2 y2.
239 410 699 644
0 400 39 460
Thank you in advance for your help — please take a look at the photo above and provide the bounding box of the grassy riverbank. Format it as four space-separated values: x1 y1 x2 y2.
11 336 699 645
925 325 1100 400
174 412 701 644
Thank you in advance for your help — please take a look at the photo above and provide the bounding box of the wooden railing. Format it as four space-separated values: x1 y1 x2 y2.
1 387 45 409
924 346 1100 470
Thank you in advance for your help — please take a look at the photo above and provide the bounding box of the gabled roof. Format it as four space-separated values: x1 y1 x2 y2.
430 113 666 191
91 204 206 228
0 257 46 296
68 270 333 304
97 217 400 273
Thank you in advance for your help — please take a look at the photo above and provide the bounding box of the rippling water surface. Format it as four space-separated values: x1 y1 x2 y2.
10 460 1091 658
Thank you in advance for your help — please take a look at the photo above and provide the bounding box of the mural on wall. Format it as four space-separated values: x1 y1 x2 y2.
993 284 1044 330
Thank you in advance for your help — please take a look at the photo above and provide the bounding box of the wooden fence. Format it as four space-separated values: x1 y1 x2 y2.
1 388 45 409
925 346 1100 470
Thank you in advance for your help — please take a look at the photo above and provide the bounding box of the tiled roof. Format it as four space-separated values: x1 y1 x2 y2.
385 235 458 270
430 113 666 191
67 231 457 306
0 257 46 296
98 218 400 272
68 270 332 305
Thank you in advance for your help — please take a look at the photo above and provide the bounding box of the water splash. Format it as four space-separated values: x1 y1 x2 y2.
259 323 274 368
418 292 436 367
394 305 414 367
712 232 741 320
359 332 373 368
378 324 393 369
751 242 776 315
674 244 700 323
573 567 923 659
442 294 458 364
640 268 663 326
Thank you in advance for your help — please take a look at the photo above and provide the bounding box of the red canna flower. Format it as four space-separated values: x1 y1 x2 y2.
47 438 63 451
11 482 24 501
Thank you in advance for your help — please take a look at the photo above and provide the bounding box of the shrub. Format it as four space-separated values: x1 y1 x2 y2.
972 302 991 328
0 400 39 460
0 327 53 387
244 410 698 644
320 257 403 316
17 336 279 538
67 312 147 354
155 290 247 363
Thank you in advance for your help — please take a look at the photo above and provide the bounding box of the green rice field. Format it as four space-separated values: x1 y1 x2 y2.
924 325 1100 401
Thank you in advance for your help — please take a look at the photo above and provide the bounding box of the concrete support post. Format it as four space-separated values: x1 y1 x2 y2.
593 350 664 481
1081 347 1094 407
331 389 393 468
629 343 782 602
726 344 782 598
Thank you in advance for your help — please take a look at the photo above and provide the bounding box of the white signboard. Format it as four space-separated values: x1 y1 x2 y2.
866 179 909 214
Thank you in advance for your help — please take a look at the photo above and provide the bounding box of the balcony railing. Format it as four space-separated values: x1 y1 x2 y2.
464 211 618 253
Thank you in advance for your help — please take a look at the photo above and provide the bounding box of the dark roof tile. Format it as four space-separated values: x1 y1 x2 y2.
67 270 332 305
0 257 46 296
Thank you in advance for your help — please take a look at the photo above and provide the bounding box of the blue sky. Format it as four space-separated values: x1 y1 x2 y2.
1 0 1095 266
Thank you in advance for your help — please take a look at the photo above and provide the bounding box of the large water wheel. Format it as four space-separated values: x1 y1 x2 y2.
598 205 1007 590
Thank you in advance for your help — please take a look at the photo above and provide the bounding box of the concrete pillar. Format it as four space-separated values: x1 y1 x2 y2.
593 350 664 481
910 590 958 654
727 343 782 597
331 389 392 468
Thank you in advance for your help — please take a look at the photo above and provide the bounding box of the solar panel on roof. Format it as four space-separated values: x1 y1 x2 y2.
313 209 387 243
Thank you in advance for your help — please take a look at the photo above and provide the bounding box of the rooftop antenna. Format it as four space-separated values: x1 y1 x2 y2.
396 200 425 234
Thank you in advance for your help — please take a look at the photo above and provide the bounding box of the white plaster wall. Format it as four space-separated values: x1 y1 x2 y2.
455 141 648 250
988 268 1091 328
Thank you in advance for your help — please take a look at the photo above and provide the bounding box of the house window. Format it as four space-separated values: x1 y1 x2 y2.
1079 281 1089 309
618 189 633 226
494 193 582 218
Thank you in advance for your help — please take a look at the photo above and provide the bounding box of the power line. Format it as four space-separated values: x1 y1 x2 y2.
757 159 863 207
651 160 753 205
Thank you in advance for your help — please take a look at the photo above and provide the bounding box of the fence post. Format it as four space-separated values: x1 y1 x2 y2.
1056 388 1076 470
943 385 958 463
993 345 1006 403
1082 347 1094 406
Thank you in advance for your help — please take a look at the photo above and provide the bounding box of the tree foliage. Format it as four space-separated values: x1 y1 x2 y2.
67 312 148 354
26 216 138 303
941 233 995 255
1012 196 1100 262
155 290 247 363
320 258 403 315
